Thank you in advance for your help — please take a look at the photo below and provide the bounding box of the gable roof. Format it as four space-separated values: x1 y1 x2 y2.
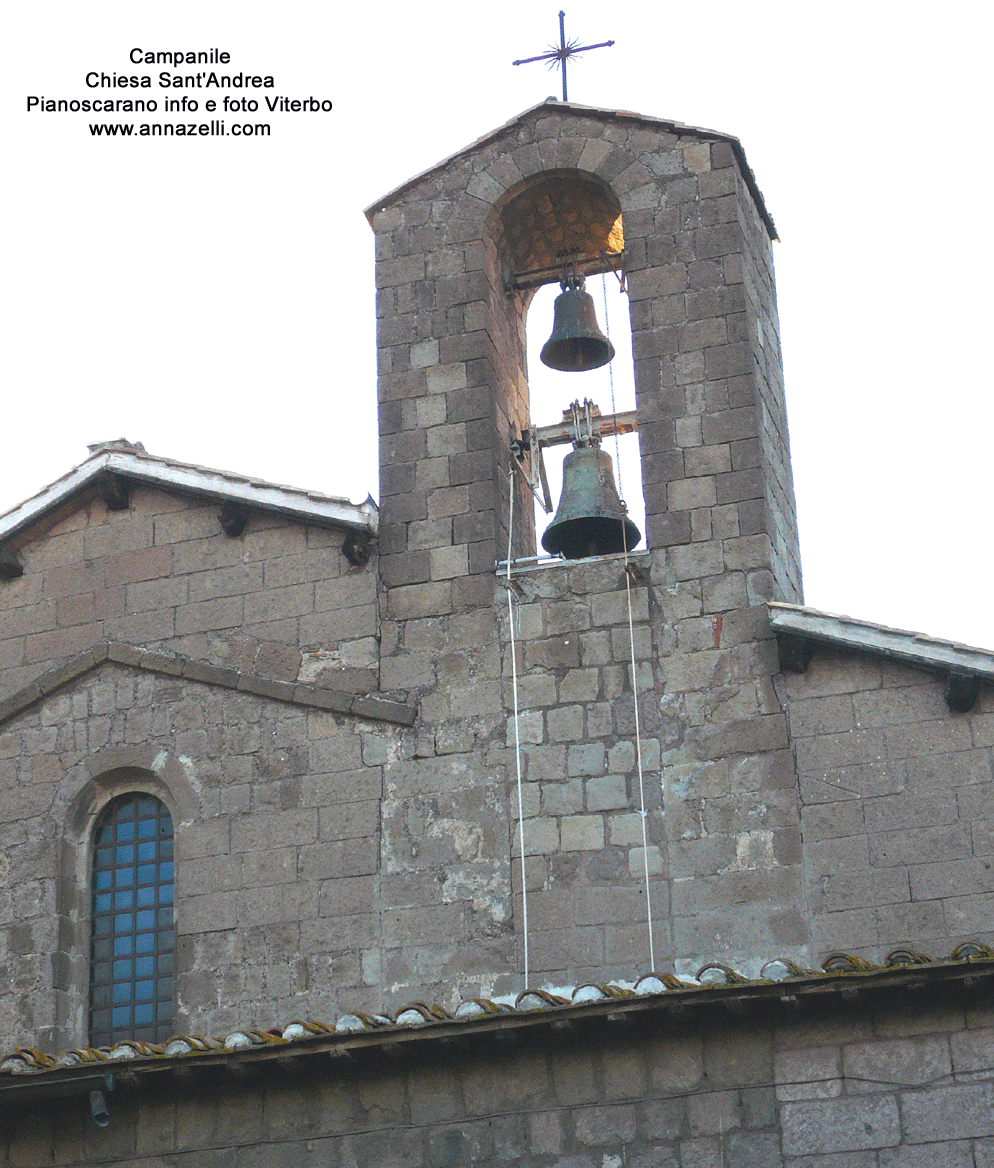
365 98 778 241
0 442 377 549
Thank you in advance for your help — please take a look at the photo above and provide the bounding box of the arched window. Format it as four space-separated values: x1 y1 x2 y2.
89 794 174 1046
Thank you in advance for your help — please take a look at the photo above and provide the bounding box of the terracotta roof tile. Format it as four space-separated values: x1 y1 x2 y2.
5 942 994 1079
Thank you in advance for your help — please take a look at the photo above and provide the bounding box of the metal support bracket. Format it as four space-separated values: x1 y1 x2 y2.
510 425 554 515
511 400 639 518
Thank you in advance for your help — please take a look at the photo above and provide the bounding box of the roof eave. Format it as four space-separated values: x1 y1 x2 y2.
768 601 994 680
0 451 377 547
3 955 992 1094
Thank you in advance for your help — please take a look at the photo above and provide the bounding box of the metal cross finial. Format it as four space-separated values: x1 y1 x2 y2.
512 11 614 103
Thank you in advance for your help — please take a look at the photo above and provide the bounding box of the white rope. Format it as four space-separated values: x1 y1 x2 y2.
603 274 624 500
603 273 655 970
624 549 655 971
506 469 530 987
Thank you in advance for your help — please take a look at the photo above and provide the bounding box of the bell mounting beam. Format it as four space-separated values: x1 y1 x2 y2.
512 11 614 103
510 401 638 516
527 407 637 450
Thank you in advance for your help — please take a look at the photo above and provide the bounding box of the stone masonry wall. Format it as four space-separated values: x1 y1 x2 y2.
367 103 809 988
733 152 802 605
619 125 802 606
0 665 405 1052
499 550 807 984
8 995 994 1166
788 645 994 962
0 484 380 699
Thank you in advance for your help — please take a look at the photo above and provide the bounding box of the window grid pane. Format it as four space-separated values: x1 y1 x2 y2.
89 794 174 1046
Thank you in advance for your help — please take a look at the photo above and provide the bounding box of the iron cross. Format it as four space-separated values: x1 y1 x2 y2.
512 11 614 103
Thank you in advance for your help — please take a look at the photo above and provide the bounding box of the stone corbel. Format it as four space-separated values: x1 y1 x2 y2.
0 548 23 580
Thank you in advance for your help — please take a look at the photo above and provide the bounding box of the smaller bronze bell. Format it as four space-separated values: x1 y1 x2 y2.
540 277 615 373
542 445 640 559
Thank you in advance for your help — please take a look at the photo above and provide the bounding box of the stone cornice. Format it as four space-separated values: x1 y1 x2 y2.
0 642 417 728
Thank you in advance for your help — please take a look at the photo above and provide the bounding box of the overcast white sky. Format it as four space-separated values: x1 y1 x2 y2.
4 1 992 648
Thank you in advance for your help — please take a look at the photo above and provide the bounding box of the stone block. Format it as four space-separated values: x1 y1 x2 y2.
900 1082 994 1141
686 1089 739 1136
885 718 973 759
568 743 606 777
549 1044 599 1105
525 745 566 783
573 1103 637 1147
629 846 664 877
843 1035 951 1094
410 338 439 368
429 544 468 581
794 729 888 773
780 1096 900 1155
526 633 580 670
547 705 585 743
510 816 559 858
701 1027 773 1088
237 881 320 928
586 775 628 811
559 668 601 703
943 891 994 935
727 1132 782 1168
529 921 602 969
880 1145 975 1168
951 1027 994 1079
560 815 604 851
514 672 558 709
669 477 717 511
542 780 584 816
426 362 468 393
179 890 239 934
668 541 724 582
909 858 994 902
869 824 972 868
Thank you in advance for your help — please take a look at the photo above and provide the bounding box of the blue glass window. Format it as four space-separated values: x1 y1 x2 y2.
89 794 174 1046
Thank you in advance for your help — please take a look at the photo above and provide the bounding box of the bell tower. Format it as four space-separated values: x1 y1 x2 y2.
365 102 808 986
366 100 801 619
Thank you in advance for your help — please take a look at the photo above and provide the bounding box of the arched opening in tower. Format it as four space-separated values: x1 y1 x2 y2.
494 169 645 557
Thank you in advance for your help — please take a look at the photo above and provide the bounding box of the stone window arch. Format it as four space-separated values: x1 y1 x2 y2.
53 749 198 1050
88 792 175 1046
492 168 625 293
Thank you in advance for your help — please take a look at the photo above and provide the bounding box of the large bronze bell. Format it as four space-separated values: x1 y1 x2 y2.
542 445 641 559
540 277 616 372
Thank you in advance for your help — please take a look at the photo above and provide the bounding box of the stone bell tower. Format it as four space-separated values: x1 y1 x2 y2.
366 100 801 625
365 101 806 985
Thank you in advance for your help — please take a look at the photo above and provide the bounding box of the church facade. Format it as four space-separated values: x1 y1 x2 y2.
2 101 994 1165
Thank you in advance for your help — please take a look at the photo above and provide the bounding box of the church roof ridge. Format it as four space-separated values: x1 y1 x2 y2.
0 445 378 547
364 99 776 240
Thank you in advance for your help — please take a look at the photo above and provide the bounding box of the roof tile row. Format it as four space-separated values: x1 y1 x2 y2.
5 942 992 1077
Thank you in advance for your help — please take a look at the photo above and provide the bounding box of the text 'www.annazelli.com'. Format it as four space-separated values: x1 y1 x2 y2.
88 121 270 137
